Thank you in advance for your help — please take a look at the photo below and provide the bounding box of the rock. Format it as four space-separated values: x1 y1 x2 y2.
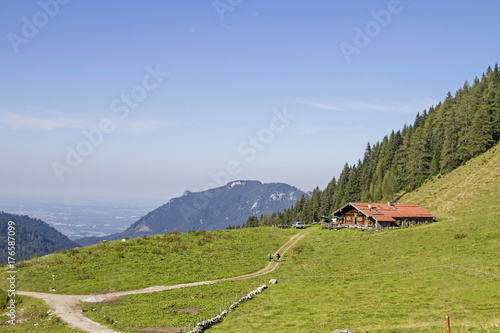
269 279 278 284
81 296 105 303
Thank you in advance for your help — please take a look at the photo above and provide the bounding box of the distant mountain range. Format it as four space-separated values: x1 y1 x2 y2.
0 211 79 264
76 180 308 246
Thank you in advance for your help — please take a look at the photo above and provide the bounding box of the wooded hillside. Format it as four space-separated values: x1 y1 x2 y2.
251 64 500 226
0 212 78 264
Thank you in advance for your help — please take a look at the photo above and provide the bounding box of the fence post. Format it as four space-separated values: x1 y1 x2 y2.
446 316 450 333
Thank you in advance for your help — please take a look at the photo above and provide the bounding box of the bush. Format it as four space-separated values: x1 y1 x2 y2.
0 288 8 309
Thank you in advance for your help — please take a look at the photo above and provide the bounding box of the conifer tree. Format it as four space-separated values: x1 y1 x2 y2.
488 80 500 141
467 104 493 157
381 171 396 202
440 92 460 173
406 126 430 190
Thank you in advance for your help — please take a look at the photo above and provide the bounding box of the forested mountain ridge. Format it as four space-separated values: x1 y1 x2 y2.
76 180 308 246
0 212 79 264
252 64 500 225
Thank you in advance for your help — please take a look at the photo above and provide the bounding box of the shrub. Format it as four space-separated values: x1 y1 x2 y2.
0 288 8 309
17 260 32 268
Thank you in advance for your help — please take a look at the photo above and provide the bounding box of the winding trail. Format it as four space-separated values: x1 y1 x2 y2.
18 229 311 333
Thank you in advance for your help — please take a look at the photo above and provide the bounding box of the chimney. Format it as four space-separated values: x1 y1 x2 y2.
368 203 372 210
387 202 392 207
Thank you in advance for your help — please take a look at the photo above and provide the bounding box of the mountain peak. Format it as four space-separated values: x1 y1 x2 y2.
229 180 246 187
77 180 307 246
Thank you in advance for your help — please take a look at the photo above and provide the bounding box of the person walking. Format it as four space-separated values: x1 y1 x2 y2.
276 253 281 262
268 253 272 262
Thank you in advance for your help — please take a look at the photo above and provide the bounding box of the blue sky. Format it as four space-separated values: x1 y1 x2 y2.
1 0 499 202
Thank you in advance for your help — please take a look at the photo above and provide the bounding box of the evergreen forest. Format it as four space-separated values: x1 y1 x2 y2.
247 64 500 227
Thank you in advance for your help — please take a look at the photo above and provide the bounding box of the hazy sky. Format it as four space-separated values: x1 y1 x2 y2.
1 0 499 202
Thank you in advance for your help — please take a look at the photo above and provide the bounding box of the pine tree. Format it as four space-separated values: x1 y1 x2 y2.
381 171 396 202
487 78 500 142
429 148 440 176
344 164 361 203
320 177 336 214
406 127 430 190
440 92 460 173
467 104 494 157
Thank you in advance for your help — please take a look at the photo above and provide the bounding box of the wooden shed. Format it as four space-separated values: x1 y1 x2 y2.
332 202 435 229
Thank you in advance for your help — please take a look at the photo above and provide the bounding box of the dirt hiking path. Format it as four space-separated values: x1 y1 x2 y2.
18 229 310 333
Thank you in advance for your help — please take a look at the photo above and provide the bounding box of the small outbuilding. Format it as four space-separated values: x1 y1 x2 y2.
332 202 435 229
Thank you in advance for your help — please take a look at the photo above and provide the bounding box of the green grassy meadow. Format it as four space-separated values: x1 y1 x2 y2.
78 145 500 332
1 227 294 295
80 277 269 332
81 223 500 333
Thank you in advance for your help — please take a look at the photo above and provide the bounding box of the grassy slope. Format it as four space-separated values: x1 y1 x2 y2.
86 144 500 333
0 227 297 332
1 227 293 295
402 142 500 222
208 144 500 332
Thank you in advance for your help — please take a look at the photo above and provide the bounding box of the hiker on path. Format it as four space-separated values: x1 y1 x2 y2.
276 253 281 262
268 253 273 262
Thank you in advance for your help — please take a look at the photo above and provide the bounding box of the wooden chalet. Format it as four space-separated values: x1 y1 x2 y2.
332 202 435 229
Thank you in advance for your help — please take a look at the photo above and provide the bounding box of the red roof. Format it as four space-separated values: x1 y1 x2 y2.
335 202 435 222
